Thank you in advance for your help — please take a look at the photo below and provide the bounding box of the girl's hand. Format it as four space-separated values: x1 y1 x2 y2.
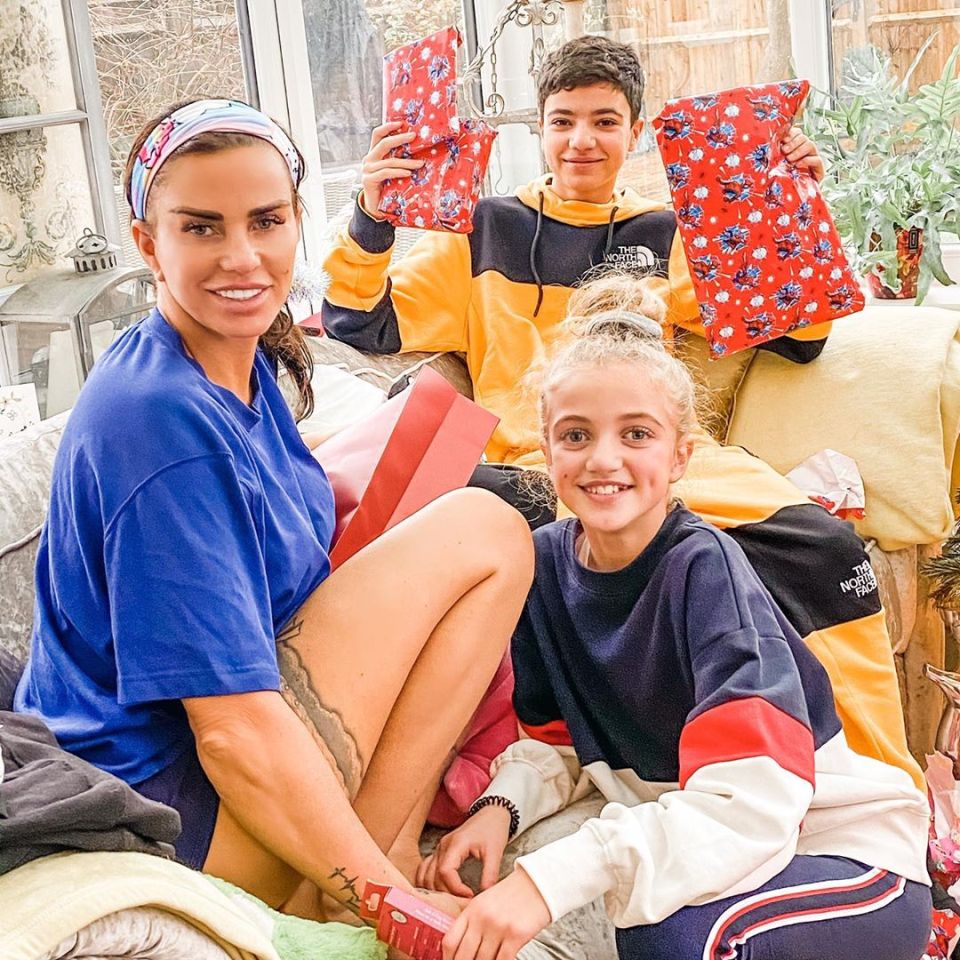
360 122 425 219
441 869 551 960
417 805 512 897
780 126 825 182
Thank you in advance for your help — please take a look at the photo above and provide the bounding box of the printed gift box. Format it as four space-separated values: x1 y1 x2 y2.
379 27 497 234
653 80 864 358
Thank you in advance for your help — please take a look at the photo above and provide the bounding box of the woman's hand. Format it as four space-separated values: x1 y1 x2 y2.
417 805 512 897
360 122 425 219
441 868 552 960
780 126 825 182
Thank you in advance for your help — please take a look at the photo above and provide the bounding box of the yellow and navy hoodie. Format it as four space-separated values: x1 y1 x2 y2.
322 175 922 791
322 174 829 466
486 508 929 927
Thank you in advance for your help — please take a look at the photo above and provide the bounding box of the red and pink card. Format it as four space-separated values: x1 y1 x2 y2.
653 80 863 358
361 881 454 960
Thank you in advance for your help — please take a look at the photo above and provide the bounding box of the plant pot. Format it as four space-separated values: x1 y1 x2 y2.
867 226 923 299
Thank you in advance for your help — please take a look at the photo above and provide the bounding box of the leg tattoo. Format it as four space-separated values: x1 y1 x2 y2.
277 627 365 799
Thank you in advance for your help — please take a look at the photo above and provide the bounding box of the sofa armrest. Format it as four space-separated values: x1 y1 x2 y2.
725 304 960 551
306 335 472 399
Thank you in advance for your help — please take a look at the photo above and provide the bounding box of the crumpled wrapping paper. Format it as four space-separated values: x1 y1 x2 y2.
653 80 864 358
786 447 866 520
379 27 497 233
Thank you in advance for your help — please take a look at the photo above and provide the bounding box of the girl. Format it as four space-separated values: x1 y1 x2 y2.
15 99 533 917
419 275 931 960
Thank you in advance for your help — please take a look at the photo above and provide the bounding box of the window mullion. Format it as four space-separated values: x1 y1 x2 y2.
62 0 124 249
789 0 833 94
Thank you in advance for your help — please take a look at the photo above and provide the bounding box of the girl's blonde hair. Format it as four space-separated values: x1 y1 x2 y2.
538 272 700 440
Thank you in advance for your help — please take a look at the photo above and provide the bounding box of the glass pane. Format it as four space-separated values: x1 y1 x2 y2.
0 0 78 117
0 123 97 285
584 0 796 202
302 0 462 217
832 1 960 94
87 0 247 264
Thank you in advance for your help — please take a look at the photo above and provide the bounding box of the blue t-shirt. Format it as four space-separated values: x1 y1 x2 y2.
15 309 336 784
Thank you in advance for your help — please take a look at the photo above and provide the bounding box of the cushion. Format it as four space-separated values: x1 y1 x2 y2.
727 304 960 551
0 412 68 663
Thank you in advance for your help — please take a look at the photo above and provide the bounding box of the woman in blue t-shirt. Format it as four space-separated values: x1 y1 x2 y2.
15 99 533 918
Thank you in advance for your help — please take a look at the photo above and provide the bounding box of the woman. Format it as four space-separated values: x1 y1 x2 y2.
15 99 534 917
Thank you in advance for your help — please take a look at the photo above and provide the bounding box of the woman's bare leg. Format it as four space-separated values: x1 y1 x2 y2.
202 489 532 911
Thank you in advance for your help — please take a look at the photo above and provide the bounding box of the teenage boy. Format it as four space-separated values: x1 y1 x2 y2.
322 36 919 788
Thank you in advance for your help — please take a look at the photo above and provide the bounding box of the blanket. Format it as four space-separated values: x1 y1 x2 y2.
727 303 960 551
0 850 386 960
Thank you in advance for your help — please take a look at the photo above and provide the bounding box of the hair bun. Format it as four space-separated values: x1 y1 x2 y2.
583 311 664 344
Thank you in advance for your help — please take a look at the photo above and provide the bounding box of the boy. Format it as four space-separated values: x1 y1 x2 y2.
322 36 920 788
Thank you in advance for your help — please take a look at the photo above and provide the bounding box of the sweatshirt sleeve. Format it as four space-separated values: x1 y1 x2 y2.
515 537 817 927
659 228 831 364
321 199 473 355
477 607 589 836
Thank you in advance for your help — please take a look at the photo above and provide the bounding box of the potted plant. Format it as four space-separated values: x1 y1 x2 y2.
803 36 960 302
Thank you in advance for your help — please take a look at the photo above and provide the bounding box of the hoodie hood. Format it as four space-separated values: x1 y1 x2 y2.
516 174 667 226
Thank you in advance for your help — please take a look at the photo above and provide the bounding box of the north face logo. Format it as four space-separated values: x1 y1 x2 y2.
839 560 878 598
603 244 658 268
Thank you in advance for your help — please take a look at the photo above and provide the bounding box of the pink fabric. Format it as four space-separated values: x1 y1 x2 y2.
429 652 520 828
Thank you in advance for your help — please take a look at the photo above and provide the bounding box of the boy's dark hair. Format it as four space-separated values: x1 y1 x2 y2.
537 36 645 123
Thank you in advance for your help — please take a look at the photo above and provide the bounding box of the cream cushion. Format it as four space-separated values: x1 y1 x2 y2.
727 304 960 551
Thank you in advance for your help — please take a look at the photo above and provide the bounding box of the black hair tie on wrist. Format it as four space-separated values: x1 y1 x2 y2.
467 795 520 839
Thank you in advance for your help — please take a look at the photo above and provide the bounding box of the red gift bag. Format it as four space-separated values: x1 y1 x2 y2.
314 366 498 568
653 80 864 358
378 118 497 233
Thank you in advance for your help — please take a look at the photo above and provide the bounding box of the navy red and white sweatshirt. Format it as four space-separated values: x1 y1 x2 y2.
481 506 929 928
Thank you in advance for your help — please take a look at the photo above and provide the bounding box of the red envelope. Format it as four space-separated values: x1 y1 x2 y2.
383 27 460 147
653 81 864 358
378 118 497 233
314 366 498 569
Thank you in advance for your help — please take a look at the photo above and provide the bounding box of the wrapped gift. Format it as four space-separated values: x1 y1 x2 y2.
653 80 864 358
383 26 460 147
378 118 497 233
785 448 866 520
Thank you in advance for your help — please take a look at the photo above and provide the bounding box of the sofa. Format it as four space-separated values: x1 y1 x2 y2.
1 301 958 959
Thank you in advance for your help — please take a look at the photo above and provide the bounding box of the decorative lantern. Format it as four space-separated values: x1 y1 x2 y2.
65 227 119 274
0 266 155 418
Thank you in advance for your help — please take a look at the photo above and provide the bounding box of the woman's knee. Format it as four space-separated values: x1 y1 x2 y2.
434 487 535 580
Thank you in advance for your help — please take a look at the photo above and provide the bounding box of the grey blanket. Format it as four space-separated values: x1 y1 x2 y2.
0 711 180 874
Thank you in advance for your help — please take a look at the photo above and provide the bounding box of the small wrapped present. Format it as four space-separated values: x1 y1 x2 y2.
383 26 460 148
652 80 864 358
378 118 496 233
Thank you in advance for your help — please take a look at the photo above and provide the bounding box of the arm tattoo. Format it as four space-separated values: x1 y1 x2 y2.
329 867 362 912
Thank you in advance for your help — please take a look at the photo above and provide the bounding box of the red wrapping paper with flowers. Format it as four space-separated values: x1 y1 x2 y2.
379 27 497 233
653 80 864 358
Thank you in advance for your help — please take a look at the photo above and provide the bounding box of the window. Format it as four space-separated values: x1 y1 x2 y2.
830 1 960 93
0 1 113 286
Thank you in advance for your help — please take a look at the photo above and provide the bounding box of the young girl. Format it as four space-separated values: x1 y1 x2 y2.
15 99 533 918
419 276 932 960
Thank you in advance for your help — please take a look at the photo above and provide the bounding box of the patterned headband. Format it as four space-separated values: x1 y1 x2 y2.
128 99 303 220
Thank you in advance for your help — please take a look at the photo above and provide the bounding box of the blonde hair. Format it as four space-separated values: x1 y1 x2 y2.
537 272 700 441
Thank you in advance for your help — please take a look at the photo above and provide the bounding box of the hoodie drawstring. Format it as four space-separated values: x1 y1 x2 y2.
530 196 620 319
604 205 618 259
531 191 545 318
